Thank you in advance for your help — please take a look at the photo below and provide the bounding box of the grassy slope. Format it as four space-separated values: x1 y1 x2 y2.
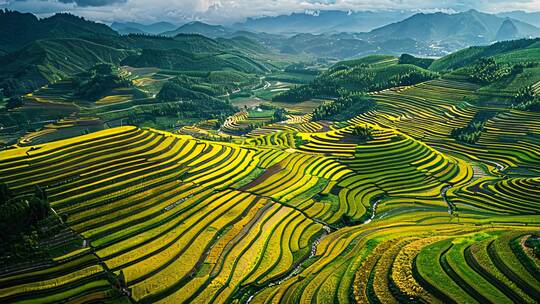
429 38 540 72
0 38 133 93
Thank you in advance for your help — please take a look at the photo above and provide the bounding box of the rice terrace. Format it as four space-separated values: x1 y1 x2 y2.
0 3 539 304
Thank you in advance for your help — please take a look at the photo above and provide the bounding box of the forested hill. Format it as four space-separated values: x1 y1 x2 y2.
0 11 280 97
0 10 118 53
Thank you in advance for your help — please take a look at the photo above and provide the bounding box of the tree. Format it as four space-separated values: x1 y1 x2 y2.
511 85 540 112
0 183 50 244
513 86 536 104
272 108 286 122
352 125 374 142
6 96 23 110
91 63 114 75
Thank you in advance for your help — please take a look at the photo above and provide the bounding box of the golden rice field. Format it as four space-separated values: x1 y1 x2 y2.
0 78 539 304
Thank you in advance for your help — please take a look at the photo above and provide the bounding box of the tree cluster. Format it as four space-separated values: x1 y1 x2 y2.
274 63 436 103
271 108 286 123
73 63 132 101
312 92 376 121
284 63 320 75
467 58 535 85
451 111 498 144
511 85 540 112
272 84 319 103
351 125 374 142
398 54 434 69
0 183 51 258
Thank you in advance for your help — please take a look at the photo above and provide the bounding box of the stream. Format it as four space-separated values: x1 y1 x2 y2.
245 199 378 303
441 185 455 215
246 227 329 303
362 199 380 224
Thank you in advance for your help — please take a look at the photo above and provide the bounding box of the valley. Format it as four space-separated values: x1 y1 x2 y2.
0 7 539 304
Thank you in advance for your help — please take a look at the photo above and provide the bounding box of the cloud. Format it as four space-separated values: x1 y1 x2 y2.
2 0 540 23
57 0 126 7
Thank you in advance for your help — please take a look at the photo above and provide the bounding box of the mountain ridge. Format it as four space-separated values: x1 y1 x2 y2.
111 21 177 35
0 10 118 53
366 9 540 51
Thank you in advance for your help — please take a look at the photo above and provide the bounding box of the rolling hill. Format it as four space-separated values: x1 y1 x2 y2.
0 10 281 97
429 38 540 72
0 39 133 96
121 48 273 74
0 10 118 53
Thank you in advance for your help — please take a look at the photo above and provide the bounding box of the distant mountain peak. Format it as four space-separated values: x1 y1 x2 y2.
110 21 177 35
185 21 222 28
367 9 540 51
160 21 231 38
186 21 206 26
496 19 519 41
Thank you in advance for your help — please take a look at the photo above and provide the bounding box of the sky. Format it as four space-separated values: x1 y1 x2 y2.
2 0 540 24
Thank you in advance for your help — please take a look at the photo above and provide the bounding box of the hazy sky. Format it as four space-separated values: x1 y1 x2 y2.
2 0 540 24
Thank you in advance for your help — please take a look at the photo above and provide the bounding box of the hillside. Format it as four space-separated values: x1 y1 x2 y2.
126 34 225 52
0 10 118 53
429 38 540 71
498 10 540 27
121 48 272 73
1 69 539 302
0 29 278 97
273 55 436 102
0 39 133 96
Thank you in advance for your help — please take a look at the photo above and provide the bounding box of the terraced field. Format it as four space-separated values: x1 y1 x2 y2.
1 76 539 304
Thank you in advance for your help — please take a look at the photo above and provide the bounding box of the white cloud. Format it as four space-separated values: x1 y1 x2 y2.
2 0 540 24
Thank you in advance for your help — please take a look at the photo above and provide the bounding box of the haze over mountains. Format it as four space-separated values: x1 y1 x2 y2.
364 9 540 51
233 10 416 34
153 9 540 57
497 11 540 27
110 21 177 35
113 9 540 53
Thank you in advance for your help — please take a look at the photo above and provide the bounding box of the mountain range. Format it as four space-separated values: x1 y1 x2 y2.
2 8 540 97
364 10 540 51
110 21 177 35
150 10 540 57
233 10 415 35
161 21 232 38
497 11 540 28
